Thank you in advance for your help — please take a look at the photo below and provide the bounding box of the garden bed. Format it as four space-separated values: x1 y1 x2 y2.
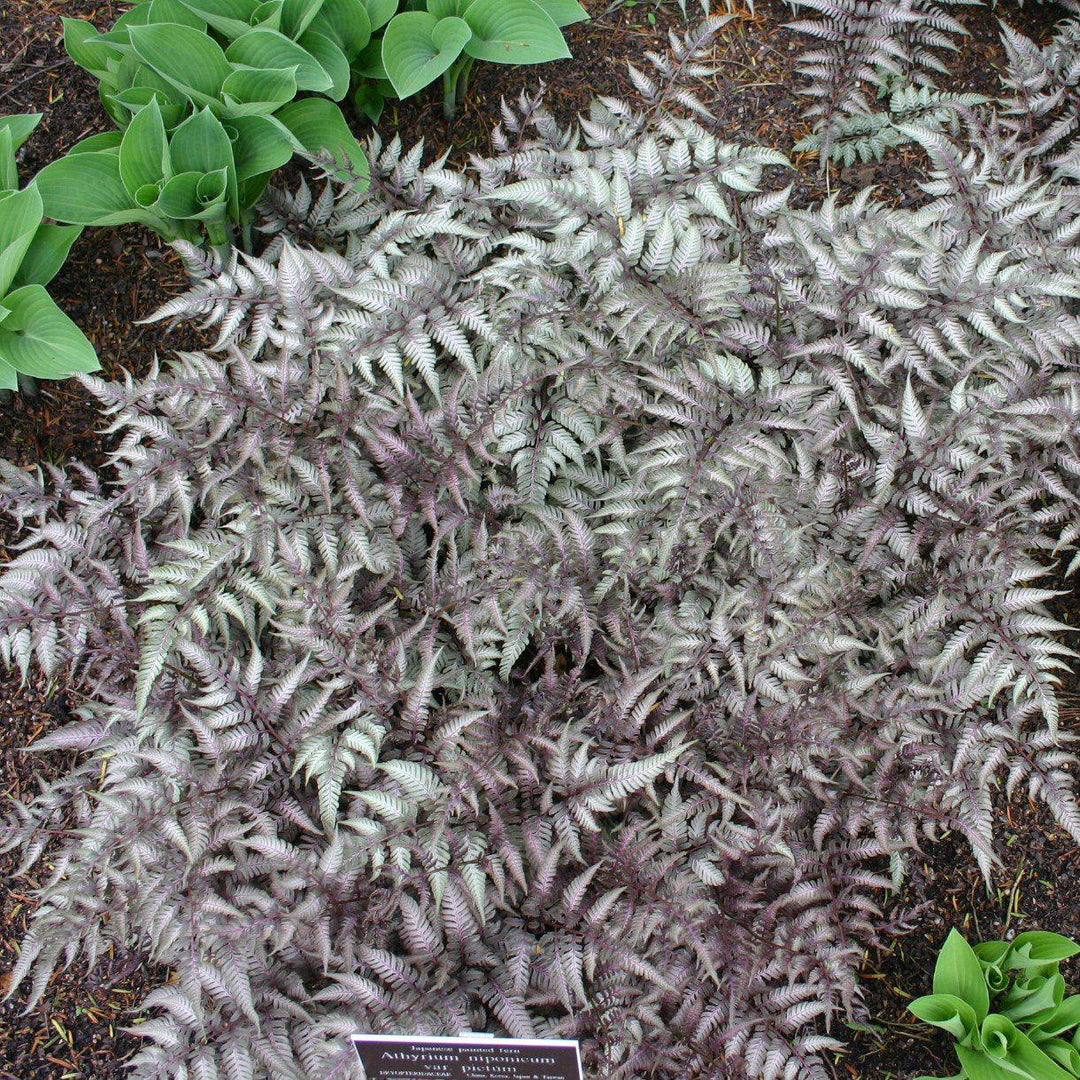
0 0 1062 469
2 0 1080 1078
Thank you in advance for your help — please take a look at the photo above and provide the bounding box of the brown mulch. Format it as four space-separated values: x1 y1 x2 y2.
0 680 153 1080
2 0 1080 1077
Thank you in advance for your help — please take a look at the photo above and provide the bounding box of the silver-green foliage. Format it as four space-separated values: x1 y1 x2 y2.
790 0 1080 188
4 35 1080 1080
998 15 1080 175
793 81 987 164
789 0 973 165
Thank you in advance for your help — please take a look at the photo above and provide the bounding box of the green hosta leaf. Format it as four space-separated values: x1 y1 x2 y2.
933 930 990 1022
128 59 197 112
1031 994 1080 1038
169 107 236 174
273 97 369 184
975 940 1012 993
955 1048 1031 1080
236 174 271 212
969 1015 1075 1080
1007 933 1080 970
352 78 387 122
225 28 334 93
177 0 267 39
252 0 286 27
120 99 171 201
135 181 165 209
0 119 37 199
463 0 569 65
980 1013 1023 1060
351 38 387 79
66 131 125 155
530 0 590 26
101 75 138 127
383 13 471 99
34 151 152 227
155 168 230 220
0 284 99 380
112 1 156 29
61 16 102 66
194 0 281 36
359 0 396 31
109 87 191 130
281 0 327 38
908 994 979 1042
0 356 17 390
227 114 295 182
12 224 82 290
1003 974 1067 1024
0 114 43 156
297 29 351 99
169 108 238 217
1032 1037 1080 1074
427 0 466 17
220 64 299 112
128 22 233 105
0 185 44 298
0 130 16 194
63 18 116 76
145 0 210 28
89 26 139 54
308 0 371 54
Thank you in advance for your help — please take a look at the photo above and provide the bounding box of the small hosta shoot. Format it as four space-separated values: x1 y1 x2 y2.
910 929 1080 1080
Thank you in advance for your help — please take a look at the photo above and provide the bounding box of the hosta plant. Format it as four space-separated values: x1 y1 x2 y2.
63 0 366 118
57 0 369 248
30 97 355 254
911 929 1080 1080
0 115 98 392
174 0 375 81
369 0 589 121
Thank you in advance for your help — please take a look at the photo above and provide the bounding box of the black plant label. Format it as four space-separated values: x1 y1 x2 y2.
351 1035 584 1080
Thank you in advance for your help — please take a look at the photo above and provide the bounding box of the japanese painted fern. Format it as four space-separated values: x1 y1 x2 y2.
790 0 971 164
3 61 1080 1080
